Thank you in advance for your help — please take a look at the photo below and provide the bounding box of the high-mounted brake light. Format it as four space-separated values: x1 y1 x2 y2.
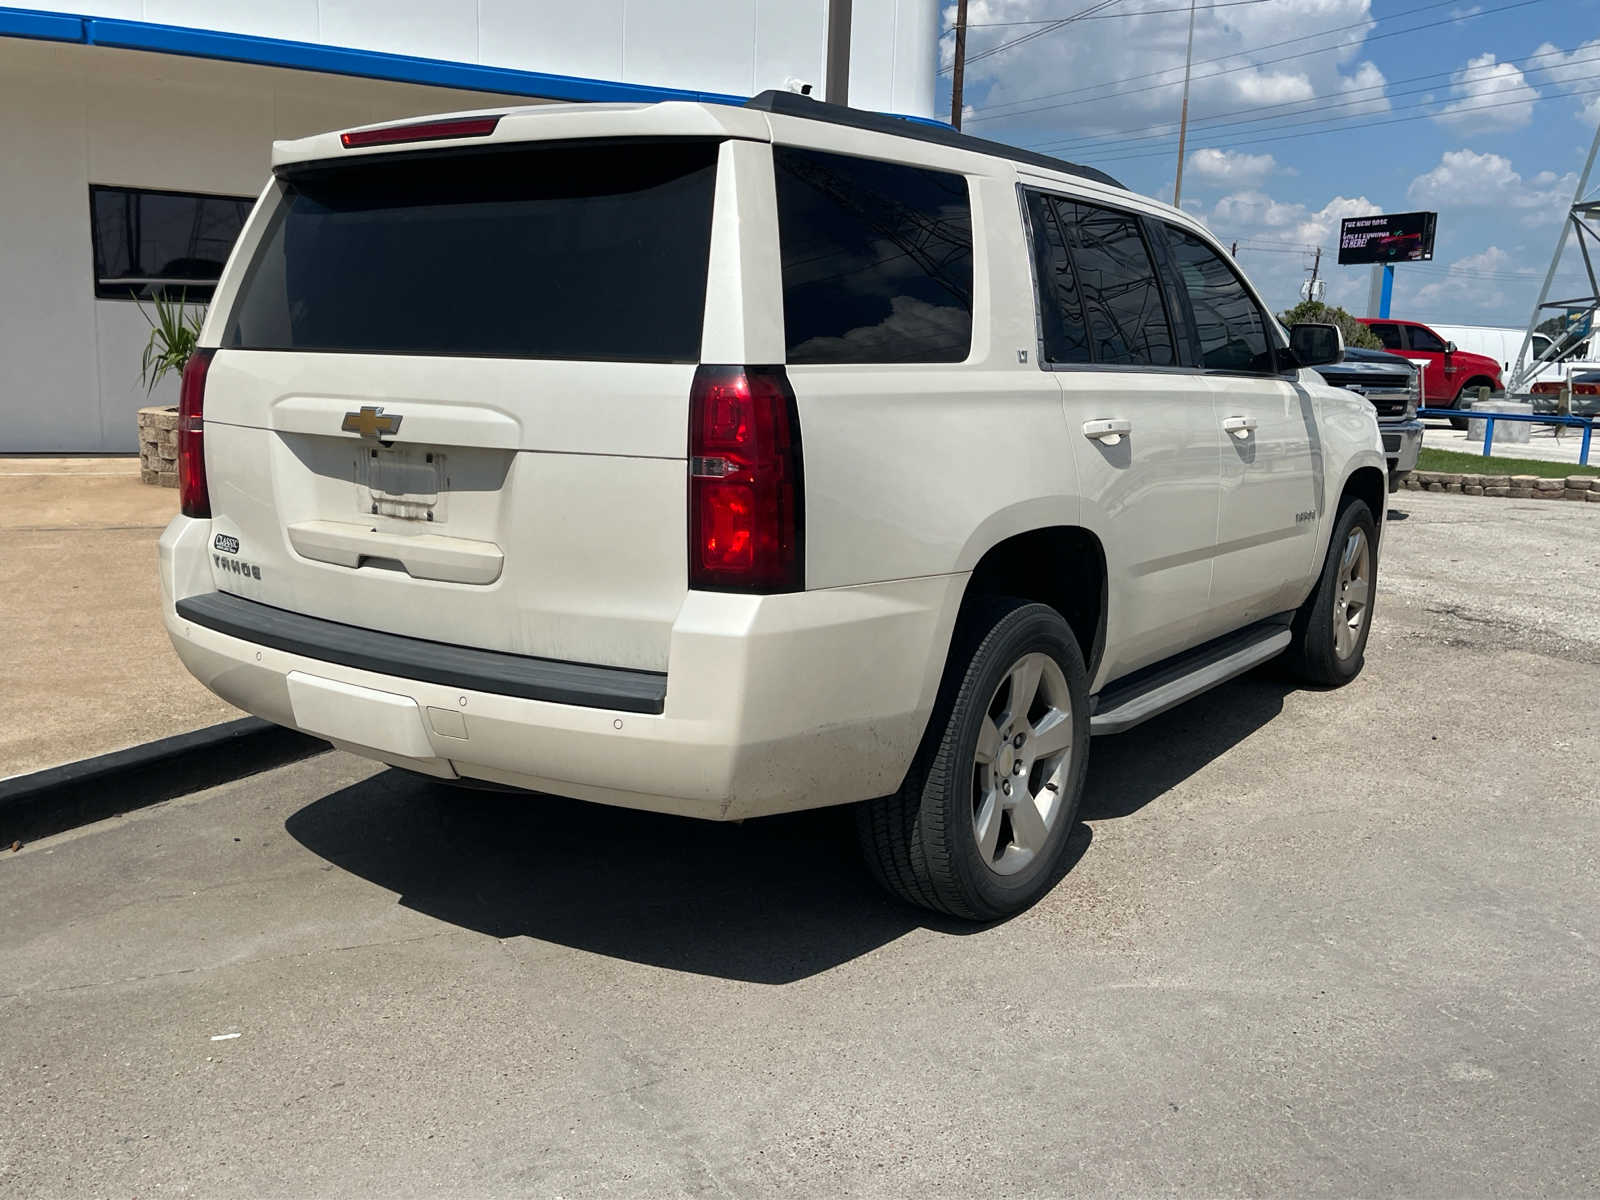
177 348 216 519
689 365 804 593
340 115 502 149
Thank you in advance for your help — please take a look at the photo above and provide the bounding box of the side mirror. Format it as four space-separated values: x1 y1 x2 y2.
1445 341 1457 354
1289 322 1344 368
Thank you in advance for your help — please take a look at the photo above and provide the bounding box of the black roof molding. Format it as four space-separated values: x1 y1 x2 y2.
743 90 1126 191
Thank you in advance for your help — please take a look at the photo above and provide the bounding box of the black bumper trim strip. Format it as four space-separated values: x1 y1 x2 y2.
175 591 668 715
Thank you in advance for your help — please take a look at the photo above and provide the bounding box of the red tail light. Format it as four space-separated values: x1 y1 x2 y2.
689 365 804 593
177 348 215 519
341 115 501 148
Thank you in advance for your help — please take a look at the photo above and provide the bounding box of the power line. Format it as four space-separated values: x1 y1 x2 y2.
966 0 1515 121
942 0 1273 30
1026 39 1595 155
1084 77 1600 163
1028 46 1598 157
939 0 1132 75
984 0 1546 127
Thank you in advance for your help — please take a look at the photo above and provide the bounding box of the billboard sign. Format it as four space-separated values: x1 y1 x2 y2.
1337 211 1437 265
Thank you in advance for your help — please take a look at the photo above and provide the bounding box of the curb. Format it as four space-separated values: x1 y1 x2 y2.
1 718 327 845
1401 471 1600 501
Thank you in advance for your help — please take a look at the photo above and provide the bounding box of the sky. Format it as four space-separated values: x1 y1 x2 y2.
935 0 1600 330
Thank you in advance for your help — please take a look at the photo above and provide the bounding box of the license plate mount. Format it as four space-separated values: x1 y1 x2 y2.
358 445 446 522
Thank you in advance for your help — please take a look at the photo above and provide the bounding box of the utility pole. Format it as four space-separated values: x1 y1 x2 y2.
1230 241 1237 259
1171 0 1198 208
1304 246 1322 301
825 0 852 106
950 0 969 130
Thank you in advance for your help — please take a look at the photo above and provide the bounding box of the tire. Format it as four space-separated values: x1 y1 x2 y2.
1285 499 1378 686
1451 379 1493 430
856 598 1090 921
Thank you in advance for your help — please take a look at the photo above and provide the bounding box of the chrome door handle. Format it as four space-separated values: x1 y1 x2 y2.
1083 418 1133 445
1222 415 1258 439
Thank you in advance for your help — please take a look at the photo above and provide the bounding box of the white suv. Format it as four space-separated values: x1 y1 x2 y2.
161 92 1386 920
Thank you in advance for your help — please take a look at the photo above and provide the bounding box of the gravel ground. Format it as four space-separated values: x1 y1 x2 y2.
2 489 1597 1198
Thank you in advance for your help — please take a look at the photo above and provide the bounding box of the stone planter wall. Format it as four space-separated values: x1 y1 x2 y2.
1401 471 1600 502
137 405 178 487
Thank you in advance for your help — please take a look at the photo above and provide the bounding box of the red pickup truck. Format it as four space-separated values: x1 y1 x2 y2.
1358 318 1502 424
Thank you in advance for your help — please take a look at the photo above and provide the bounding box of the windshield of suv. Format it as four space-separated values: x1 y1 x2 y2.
222 141 719 362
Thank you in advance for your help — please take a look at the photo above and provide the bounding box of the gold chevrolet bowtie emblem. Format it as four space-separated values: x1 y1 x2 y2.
340 405 402 441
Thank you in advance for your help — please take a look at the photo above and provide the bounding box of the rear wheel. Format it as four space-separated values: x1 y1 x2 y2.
1285 499 1378 686
856 598 1089 921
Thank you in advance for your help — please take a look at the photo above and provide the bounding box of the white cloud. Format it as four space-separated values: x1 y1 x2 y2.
1212 190 1377 248
1529 38 1600 124
1337 61 1391 115
1432 52 1539 130
1206 191 1379 312
1411 246 1537 313
1407 149 1574 211
1186 147 1278 184
947 0 1389 159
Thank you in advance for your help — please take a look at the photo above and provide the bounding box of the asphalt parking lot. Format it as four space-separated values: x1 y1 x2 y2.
4 490 1598 1198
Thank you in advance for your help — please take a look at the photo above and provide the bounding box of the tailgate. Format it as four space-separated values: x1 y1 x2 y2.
197 139 722 674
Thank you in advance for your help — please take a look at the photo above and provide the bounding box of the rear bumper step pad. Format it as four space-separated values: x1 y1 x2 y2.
175 591 667 715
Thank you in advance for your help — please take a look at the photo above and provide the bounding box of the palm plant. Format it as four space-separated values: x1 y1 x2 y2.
137 289 206 394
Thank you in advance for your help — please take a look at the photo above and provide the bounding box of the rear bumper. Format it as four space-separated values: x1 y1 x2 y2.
160 517 962 820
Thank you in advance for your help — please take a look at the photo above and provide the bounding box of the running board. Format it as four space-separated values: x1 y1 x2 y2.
1089 626 1291 736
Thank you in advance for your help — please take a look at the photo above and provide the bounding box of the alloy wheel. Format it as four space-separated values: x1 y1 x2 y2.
1333 526 1372 660
971 652 1074 876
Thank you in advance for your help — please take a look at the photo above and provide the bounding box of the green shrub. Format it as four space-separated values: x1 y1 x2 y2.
1278 300 1382 351
137 290 206 394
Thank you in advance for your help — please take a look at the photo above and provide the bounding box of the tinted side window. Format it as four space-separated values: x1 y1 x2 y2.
1058 201 1175 367
773 147 973 364
1164 227 1273 373
1023 190 1091 364
1408 325 1447 353
224 142 717 360
1368 322 1405 351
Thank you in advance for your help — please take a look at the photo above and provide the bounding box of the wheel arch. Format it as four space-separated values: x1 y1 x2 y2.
1336 464 1388 545
955 523 1108 684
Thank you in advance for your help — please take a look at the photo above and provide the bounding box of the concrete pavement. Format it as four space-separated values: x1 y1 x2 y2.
0 458 238 778
1424 421 1600 467
2 490 1597 1197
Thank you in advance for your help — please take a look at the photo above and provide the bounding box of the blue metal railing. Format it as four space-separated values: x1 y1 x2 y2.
1417 407 1596 466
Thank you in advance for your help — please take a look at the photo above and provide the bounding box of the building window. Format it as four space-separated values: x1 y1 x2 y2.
89 185 254 301
773 146 973 365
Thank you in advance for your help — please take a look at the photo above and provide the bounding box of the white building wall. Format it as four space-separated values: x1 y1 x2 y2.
0 1 939 452
18 0 940 115
0 37 522 452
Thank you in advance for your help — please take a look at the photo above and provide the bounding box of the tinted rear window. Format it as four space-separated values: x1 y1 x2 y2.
222 142 719 361
773 147 973 365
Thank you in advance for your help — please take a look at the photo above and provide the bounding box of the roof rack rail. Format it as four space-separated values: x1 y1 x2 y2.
742 90 1125 191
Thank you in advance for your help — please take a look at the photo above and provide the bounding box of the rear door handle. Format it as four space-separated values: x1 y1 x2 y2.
1083 418 1133 445
1222 415 1258 439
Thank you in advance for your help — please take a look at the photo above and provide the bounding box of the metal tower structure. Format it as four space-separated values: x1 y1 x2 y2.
1508 120 1600 394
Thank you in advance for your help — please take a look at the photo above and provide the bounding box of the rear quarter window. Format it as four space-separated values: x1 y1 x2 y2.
221 141 719 361
773 147 973 365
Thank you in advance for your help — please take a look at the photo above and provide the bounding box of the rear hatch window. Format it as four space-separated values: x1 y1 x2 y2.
221 141 719 361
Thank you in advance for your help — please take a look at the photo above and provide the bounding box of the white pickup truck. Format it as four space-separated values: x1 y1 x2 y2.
161 92 1387 919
